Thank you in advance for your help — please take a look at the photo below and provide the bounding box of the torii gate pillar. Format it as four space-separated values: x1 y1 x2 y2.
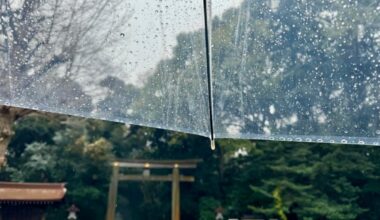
172 166 180 220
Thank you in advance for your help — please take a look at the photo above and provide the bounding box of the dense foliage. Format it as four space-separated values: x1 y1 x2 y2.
0 114 379 220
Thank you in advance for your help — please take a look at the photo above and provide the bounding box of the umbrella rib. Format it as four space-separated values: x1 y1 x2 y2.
202 0 215 149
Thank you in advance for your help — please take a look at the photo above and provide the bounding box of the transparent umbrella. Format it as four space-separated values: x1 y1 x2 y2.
0 0 379 146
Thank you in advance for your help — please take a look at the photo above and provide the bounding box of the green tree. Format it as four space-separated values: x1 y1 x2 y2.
223 141 377 219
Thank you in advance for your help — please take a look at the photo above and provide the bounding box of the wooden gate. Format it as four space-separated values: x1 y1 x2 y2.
105 159 201 220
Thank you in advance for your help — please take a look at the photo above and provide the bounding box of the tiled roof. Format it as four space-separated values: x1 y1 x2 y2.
0 182 66 202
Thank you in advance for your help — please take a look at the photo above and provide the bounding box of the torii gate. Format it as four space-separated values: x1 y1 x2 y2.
105 159 201 220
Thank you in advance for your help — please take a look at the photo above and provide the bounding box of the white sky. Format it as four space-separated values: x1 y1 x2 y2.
90 0 244 87
9 0 244 99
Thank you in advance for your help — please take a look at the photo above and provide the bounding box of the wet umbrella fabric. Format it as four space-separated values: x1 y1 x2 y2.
0 0 379 145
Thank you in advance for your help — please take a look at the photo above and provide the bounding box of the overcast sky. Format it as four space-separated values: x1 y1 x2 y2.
8 0 244 100
90 0 244 87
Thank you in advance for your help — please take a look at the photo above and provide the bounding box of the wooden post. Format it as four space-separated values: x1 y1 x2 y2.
171 165 180 220
106 162 120 220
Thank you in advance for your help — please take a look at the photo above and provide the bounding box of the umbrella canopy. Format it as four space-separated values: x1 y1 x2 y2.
0 0 379 145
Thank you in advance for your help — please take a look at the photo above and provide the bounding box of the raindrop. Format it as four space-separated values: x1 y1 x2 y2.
269 105 276 114
120 33 125 37
341 139 348 144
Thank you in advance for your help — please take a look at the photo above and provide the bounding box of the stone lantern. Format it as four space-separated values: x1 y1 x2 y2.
67 204 80 220
215 207 224 220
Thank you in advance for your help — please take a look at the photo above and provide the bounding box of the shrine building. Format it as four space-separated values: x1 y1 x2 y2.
0 182 66 220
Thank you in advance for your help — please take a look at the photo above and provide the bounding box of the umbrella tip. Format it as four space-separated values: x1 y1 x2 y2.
210 139 216 151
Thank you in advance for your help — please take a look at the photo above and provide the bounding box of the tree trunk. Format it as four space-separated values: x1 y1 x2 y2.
0 106 34 165
0 106 15 165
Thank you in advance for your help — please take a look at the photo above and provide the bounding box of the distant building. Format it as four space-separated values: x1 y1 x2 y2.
0 182 66 220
